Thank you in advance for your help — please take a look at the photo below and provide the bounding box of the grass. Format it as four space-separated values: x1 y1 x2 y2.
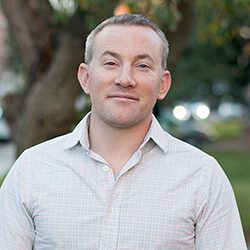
211 120 243 139
207 151 250 241
0 174 5 187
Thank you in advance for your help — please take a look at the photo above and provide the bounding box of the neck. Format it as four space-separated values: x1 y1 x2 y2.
88 114 152 174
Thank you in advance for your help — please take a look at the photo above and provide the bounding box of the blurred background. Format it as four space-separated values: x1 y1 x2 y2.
0 0 249 245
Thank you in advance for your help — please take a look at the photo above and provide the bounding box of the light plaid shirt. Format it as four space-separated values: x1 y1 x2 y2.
0 114 247 249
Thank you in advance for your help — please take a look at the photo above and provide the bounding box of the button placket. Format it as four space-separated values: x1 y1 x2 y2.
99 184 122 249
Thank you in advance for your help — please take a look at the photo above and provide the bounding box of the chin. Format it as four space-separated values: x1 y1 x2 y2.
103 113 149 129
105 118 136 129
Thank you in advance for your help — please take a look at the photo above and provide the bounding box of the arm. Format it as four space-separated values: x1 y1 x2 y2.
195 158 247 249
0 154 34 249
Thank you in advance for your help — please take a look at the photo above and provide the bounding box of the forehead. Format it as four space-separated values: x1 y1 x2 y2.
92 25 162 59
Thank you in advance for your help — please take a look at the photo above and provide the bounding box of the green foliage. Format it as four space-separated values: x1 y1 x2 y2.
71 0 184 31
167 0 250 106
194 0 250 45
124 0 182 31
73 0 250 44
234 181 250 236
168 31 250 105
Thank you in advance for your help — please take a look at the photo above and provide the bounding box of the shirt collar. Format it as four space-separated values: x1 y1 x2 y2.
144 115 169 153
63 113 169 153
63 112 91 151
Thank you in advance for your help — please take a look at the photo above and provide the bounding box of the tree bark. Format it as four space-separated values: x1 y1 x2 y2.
1 0 55 134
1 0 54 77
14 33 83 155
1 2 88 155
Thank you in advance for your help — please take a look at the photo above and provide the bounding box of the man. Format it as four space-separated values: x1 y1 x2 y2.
0 14 247 249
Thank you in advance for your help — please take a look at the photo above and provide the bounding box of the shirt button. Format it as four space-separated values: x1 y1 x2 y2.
102 165 110 171
107 207 113 214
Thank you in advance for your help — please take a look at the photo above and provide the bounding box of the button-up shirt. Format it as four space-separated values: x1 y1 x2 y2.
0 114 247 249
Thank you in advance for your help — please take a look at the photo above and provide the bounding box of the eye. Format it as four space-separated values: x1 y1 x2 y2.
103 60 119 68
102 60 119 69
136 63 151 70
104 61 116 66
139 64 149 68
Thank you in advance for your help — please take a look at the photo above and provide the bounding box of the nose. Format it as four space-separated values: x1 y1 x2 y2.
115 66 136 87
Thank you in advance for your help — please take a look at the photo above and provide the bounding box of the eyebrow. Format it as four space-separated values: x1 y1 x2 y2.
100 50 154 64
134 54 154 64
100 51 121 60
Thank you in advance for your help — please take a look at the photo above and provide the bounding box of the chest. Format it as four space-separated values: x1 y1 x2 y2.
30 164 199 249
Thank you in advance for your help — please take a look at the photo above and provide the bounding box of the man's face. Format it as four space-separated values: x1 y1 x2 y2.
78 25 171 129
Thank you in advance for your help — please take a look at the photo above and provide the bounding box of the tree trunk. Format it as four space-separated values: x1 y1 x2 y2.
1 1 87 155
14 33 83 155
167 0 193 69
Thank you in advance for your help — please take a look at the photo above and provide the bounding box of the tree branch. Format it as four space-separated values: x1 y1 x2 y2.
1 0 54 77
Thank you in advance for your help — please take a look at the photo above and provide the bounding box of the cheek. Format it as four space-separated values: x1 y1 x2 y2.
89 70 116 88
87 75 103 92
141 86 160 107
139 77 162 96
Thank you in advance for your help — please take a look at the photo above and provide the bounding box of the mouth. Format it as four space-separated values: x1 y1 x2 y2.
107 94 139 101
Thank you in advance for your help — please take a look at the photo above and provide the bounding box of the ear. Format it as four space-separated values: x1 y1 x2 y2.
77 63 90 95
157 70 171 100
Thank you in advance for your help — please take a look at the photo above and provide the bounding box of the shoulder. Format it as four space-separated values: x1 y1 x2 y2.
165 133 234 201
10 133 71 176
151 117 217 170
162 130 217 166
22 133 70 157
155 130 228 189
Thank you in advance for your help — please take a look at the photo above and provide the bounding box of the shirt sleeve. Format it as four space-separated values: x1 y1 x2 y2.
0 153 34 250
195 158 247 250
